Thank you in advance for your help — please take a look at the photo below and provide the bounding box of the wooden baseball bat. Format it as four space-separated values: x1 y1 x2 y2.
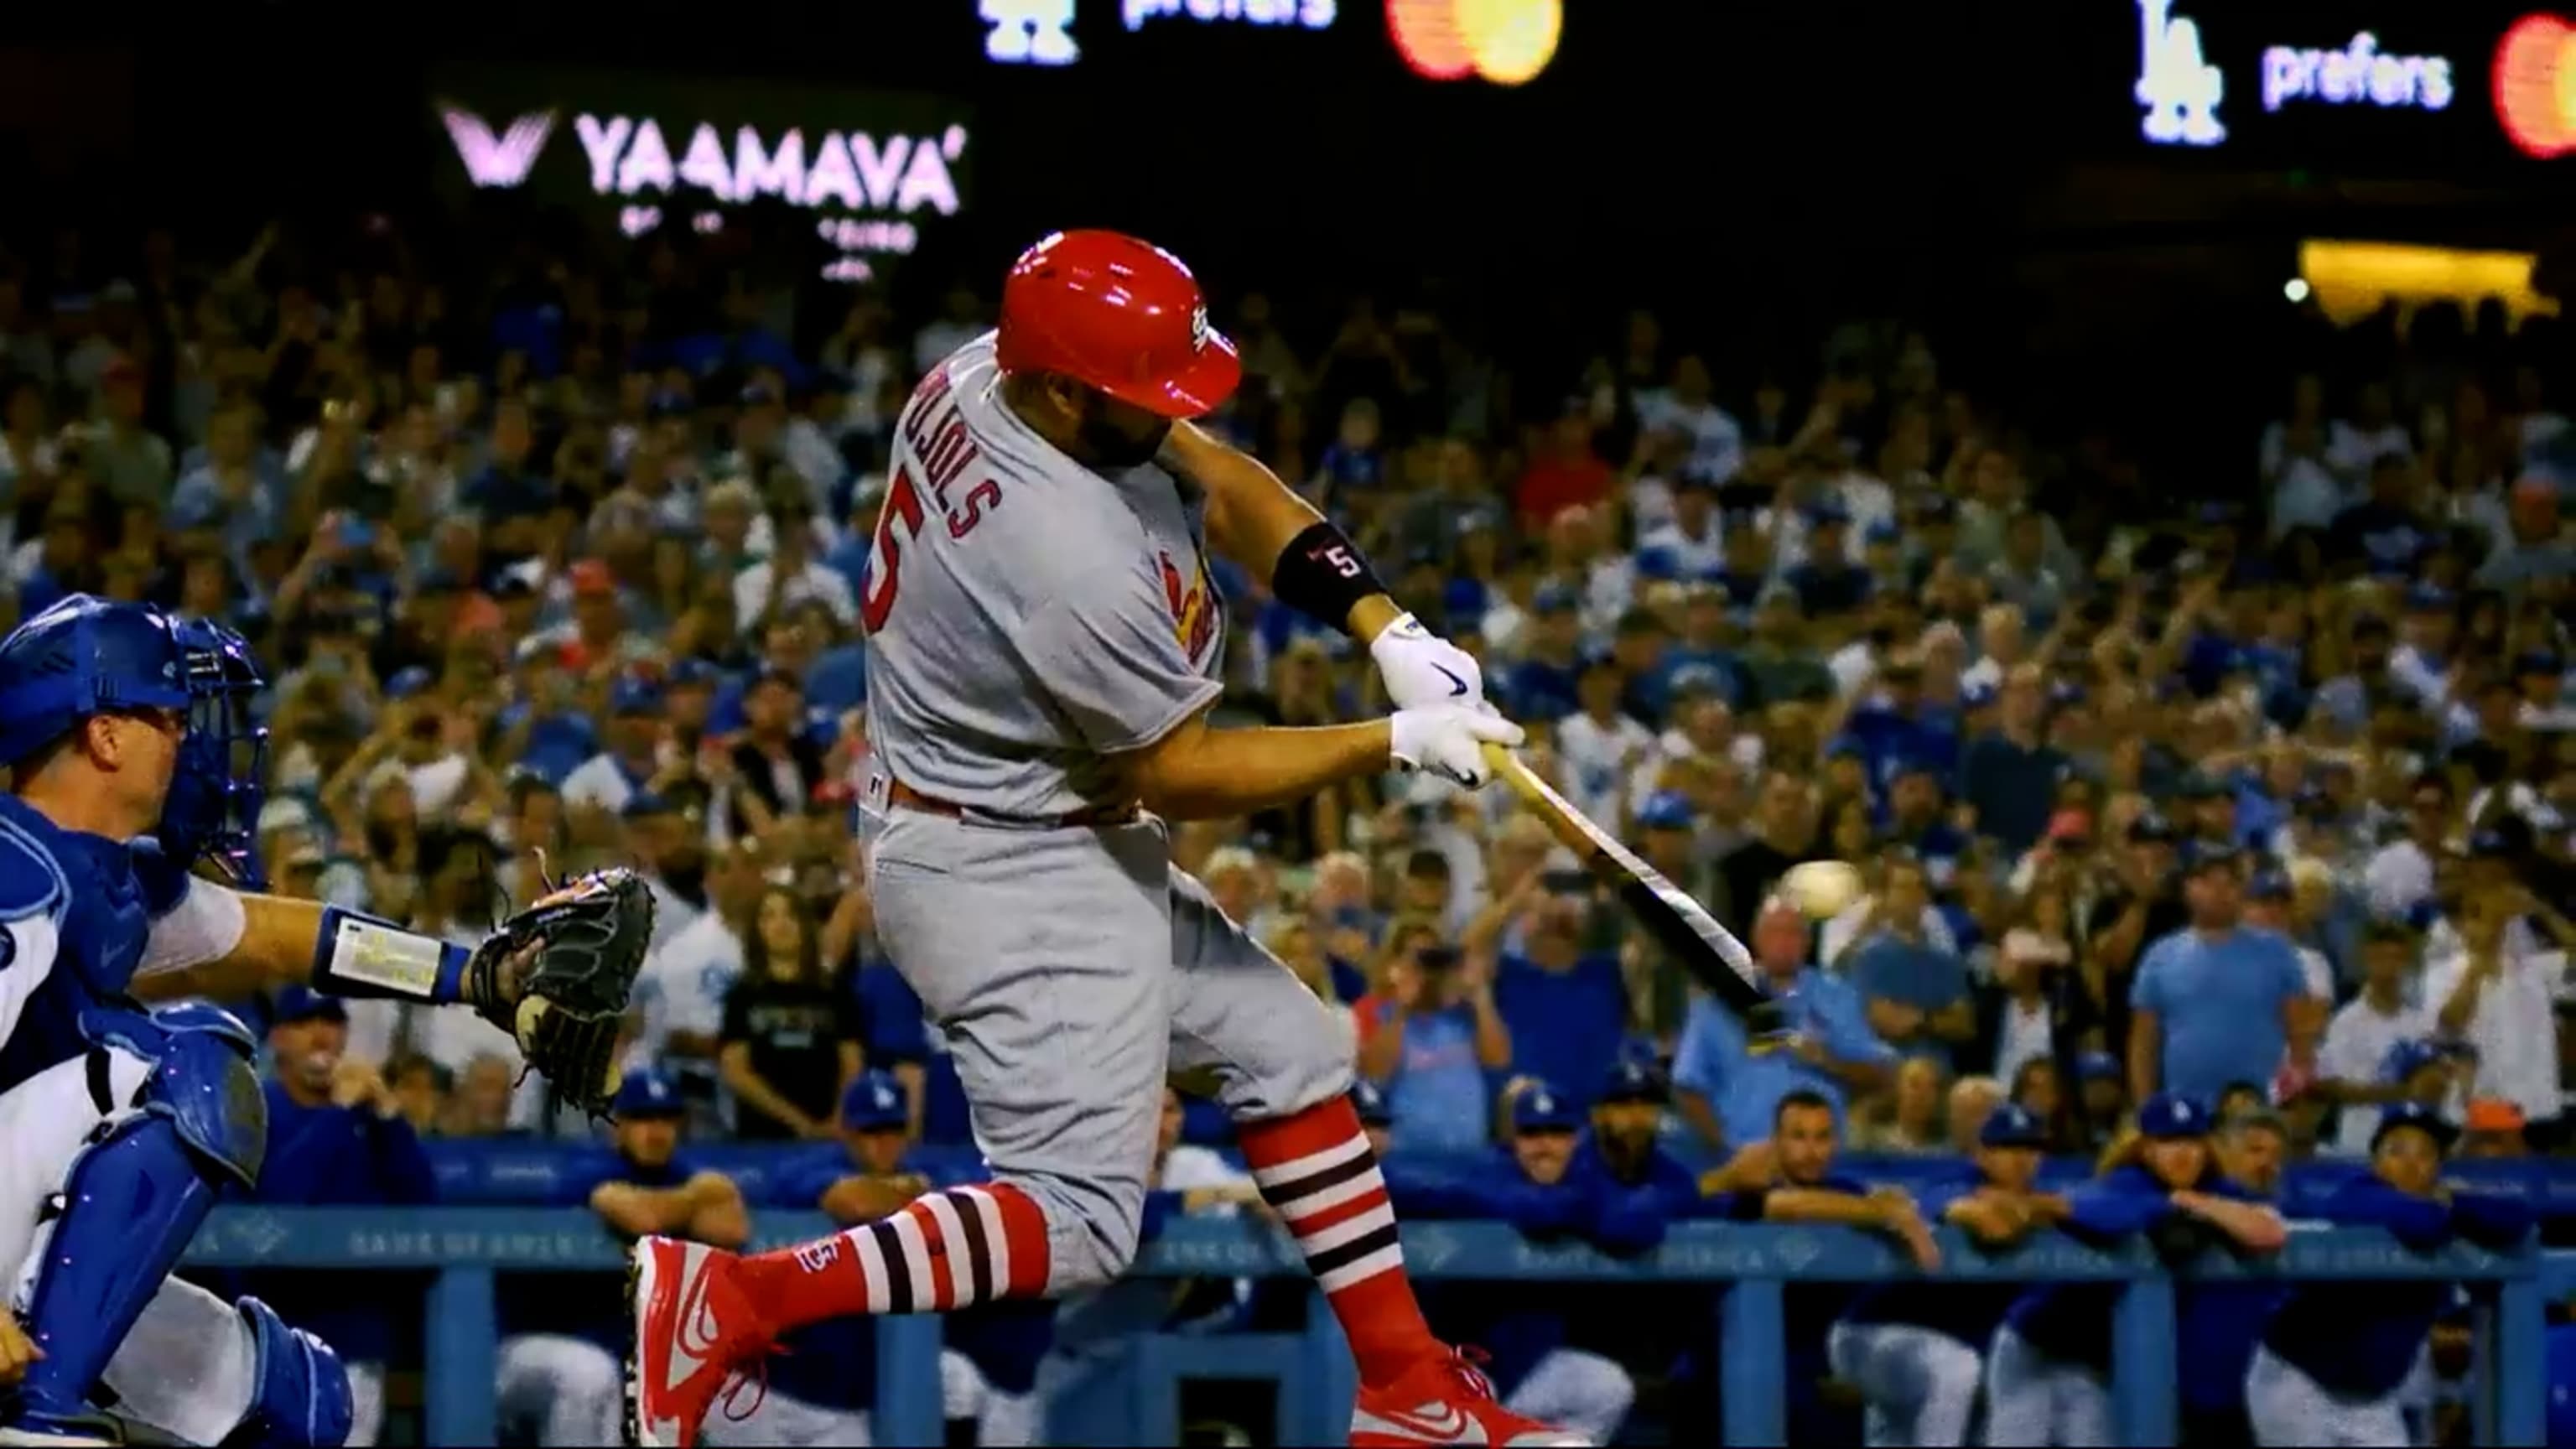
1480 743 1776 1025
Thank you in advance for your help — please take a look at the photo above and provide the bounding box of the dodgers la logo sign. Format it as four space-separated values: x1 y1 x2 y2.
2135 0 2227 146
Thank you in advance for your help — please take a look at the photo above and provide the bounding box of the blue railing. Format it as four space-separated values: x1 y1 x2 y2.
180 1208 2551 1446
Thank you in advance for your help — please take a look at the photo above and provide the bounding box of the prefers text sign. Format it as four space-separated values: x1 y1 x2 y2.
2123 1 2559 173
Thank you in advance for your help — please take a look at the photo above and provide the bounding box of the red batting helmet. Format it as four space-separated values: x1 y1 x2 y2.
995 230 1242 419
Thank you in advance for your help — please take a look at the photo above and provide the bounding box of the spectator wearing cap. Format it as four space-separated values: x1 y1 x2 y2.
2082 811 2190 1057
2315 924 2440 1156
1585 1060 1701 1227
1838 854 1975 1070
1834 1101 2057 1449
243 986 437 1447
1503 584 1586 724
532 557 657 674
560 674 672 821
1785 501 1869 620
1673 897 1896 1152
2243 865 2335 1001
1557 655 1657 828
712 666 826 843
1822 647 1959 806
2074 1051 2127 1143
2426 880 2572 1141
496 1068 747 1447
2459 1096 2531 1158
1735 581 1834 708
2129 847 2324 1108
1379 1078 1644 1445
1659 587 1744 704
1961 661 2069 857
2383 583 2460 714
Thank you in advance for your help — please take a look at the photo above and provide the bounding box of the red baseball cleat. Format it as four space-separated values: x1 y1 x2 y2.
627 1237 776 1448
1350 1346 1594 1446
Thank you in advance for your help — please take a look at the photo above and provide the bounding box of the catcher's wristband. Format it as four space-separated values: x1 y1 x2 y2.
309 905 473 1005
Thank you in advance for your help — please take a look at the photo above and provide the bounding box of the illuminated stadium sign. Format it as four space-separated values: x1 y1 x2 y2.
2133 0 2227 145
430 72 974 283
2259 31 2454 114
1387 0 1562 86
1124 0 1337 32
2496 13 2576 156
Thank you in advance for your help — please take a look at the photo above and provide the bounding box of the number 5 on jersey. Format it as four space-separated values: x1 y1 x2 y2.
860 465 1004 634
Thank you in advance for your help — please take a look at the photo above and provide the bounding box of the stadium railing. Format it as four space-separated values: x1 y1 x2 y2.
182 1208 2549 1446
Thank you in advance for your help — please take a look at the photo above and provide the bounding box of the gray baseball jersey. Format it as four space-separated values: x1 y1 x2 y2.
860 332 1226 818
853 335 1351 1296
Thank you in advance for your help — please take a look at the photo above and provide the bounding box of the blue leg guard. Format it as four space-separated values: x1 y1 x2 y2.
6 1025 265 1439
216 1298 354 1449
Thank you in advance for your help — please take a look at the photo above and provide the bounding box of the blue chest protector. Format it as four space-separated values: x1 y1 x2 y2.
0 797 327 1442
0 793 157 1096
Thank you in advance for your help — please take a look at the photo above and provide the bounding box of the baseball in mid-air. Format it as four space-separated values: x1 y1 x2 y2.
1780 860 1863 920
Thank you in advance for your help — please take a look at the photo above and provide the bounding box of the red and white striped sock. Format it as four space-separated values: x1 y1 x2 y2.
1239 1097 1439 1389
735 1182 1052 1331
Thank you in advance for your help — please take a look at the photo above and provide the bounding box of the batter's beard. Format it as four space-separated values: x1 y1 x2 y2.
1076 404 1171 472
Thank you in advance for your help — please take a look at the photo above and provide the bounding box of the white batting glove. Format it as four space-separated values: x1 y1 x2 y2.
1390 706 1525 789
1370 612 1491 713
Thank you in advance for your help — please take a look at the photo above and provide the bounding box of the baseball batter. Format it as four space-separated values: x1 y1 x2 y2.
631 230 1582 1448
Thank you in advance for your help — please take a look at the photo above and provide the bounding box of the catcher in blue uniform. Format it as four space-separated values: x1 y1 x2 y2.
0 595 651 1446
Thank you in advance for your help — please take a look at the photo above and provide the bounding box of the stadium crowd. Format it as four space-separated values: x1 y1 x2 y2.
2 212 2572 1446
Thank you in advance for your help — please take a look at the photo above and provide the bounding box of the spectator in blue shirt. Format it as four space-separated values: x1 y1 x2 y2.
1959 662 2067 855
244 987 438 1448
1672 898 1897 1151
1481 870 1631 1110
2127 849 2324 1107
1788 502 1872 619
1505 586 1586 723
1845 854 1977 1069
1358 939 1513 1151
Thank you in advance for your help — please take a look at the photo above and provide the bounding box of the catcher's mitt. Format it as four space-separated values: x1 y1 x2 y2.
465 865 654 1115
